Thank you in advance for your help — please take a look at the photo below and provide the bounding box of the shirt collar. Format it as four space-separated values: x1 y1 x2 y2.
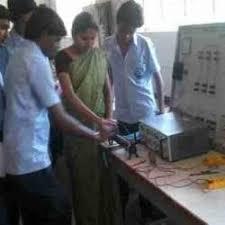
22 39 46 61
10 29 23 40
133 34 138 46
113 33 138 47
32 41 47 59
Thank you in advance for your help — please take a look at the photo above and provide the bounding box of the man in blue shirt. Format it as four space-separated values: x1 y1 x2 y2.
4 7 116 225
105 1 164 132
0 5 10 225
104 0 165 222
4 2 37 224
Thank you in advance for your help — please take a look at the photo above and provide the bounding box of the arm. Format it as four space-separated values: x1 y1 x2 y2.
153 71 165 113
103 74 113 119
49 103 100 140
58 72 102 126
48 103 101 140
28 57 115 141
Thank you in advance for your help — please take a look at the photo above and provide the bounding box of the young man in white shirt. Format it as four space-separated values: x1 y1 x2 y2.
4 2 38 224
104 0 164 222
4 7 116 225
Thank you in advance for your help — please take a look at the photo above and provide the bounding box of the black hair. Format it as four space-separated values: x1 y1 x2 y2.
25 7 67 41
117 0 144 28
7 0 37 22
72 12 99 37
0 4 10 20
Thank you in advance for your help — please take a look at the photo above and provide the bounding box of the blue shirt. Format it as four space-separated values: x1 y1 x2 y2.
5 30 26 57
3 40 60 175
0 45 9 77
104 34 161 123
0 72 4 132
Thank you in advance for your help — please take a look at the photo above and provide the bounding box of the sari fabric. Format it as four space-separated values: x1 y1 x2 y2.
63 48 118 225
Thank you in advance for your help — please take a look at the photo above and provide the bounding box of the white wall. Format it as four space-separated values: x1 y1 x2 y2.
142 32 177 97
0 0 6 6
95 0 110 3
36 0 45 5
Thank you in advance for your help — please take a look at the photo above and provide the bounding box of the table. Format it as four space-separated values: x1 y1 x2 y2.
104 143 225 225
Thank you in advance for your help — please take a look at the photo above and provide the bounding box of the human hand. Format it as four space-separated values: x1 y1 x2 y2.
101 118 117 127
99 119 118 141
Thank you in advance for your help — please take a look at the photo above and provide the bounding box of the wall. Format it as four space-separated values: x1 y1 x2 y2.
0 0 6 6
142 32 177 97
95 0 110 3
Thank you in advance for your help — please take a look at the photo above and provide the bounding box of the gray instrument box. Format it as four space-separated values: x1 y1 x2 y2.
140 112 209 161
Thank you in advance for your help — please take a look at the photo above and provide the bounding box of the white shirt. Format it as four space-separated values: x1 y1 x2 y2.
104 34 161 123
4 40 60 175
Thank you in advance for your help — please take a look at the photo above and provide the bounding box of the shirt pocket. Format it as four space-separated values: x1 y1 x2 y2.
134 56 147 80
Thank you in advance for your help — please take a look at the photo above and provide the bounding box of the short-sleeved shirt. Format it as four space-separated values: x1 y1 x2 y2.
5 30 26 57
104 34 161 124
3 40 60 175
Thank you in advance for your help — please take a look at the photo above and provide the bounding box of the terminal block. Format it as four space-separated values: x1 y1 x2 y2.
205 177 225 190
203 154 225 167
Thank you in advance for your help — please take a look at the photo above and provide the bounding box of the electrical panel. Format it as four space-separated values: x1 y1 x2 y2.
172 23 225 151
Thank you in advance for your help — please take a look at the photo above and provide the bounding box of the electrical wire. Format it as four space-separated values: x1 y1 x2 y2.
156 162 203 171
130 157 208 189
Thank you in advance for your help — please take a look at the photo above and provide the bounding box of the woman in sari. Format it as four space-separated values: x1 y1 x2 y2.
55 12 116 225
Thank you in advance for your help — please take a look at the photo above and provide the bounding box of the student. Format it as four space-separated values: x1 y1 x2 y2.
55 12 114 225
4 2 37 224
104 0 164 132
6 0 37 55
0 5 10 225
104 0 164 221
4 7 116 225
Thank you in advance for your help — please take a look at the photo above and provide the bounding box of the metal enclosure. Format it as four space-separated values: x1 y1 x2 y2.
140 112 209 162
